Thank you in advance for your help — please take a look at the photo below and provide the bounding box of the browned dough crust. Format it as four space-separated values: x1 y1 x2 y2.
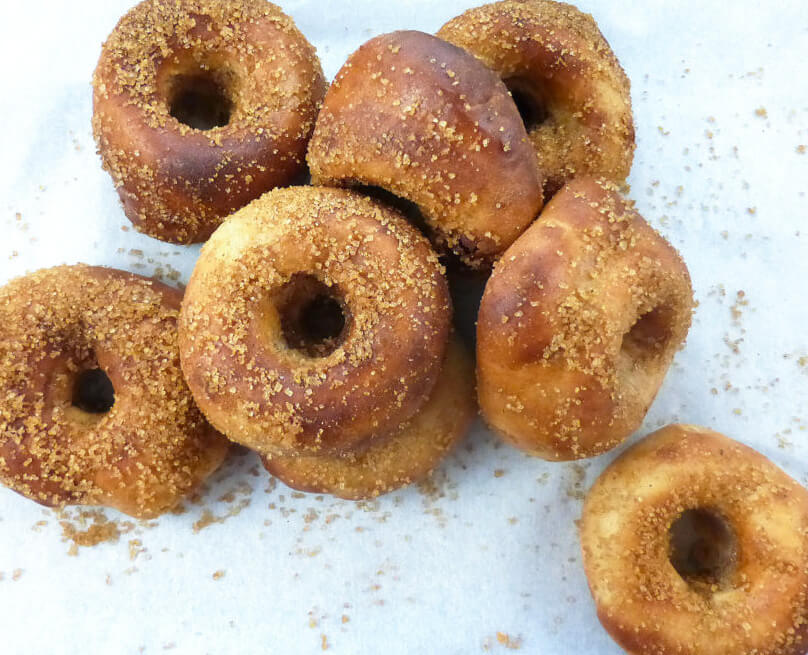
307 30 543 269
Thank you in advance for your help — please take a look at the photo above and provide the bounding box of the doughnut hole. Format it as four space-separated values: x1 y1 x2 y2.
72 368 115 414
620 306 674 363
505 78 549 131
669 508 738 588
276 274 350 358
166 70 234 130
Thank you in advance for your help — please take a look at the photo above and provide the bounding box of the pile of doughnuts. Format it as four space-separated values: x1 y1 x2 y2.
2 0 807 652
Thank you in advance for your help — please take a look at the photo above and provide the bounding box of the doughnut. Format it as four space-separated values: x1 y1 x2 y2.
476 178 693 460
179 186 451 457
581 424 808 655
438 0 635 200
92 0 326 243
0 265 229 519
306 30 544 269
263 337 475 500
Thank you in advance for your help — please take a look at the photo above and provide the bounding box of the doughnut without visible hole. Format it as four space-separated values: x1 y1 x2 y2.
307 30 543 269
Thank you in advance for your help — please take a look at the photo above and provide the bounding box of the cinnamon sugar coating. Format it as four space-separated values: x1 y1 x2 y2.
307 30 543 269
179 186 452 457
92 0 326 243
263 337 476 500
439 0 635 200
477 178 693 460
0 265 228 519
581 425 808 655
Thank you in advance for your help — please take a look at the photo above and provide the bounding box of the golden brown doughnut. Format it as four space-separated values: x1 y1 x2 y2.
92 0 326 243
439 0 635 199
179 186 451 457
0 265 228 519
307 30 543 269
476 178 693 460
581 424 808 655
263 337 475 500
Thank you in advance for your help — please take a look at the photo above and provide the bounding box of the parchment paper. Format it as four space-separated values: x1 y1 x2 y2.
1 1 807 653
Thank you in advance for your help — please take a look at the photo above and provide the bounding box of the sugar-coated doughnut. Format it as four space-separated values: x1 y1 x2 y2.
581 424 808 655
0 265 228 519
307 30 543 269
477 178 693 460
179 186 451 457
93 0 326 243
439 0 635 200
263 337 476 499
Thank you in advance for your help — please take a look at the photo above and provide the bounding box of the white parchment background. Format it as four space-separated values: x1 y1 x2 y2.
1 1 807 653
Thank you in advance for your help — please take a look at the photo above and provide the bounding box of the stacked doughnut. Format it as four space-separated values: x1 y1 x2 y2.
178 187 476 499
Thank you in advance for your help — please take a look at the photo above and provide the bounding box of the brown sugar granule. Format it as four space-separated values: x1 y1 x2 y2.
60 516 121 549
191 499 250 533
496 632 522 650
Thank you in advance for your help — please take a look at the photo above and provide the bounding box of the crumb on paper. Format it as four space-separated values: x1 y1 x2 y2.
59 509 126 551
754 107 768 118
497 632 522 649
494 469 506 478
129 539 145 561
321 634 329 651
798 145 806 154
212 570 226 580
12 569 23 581
192 499 251 533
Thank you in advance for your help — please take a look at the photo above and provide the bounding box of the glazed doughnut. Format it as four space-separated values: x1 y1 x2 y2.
0 265 228 519
307 30 543 269
179 186 451 457
93 0 326 243
581 424 808 655
264 337 475 500
439 0 635 200
476 178 693 460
